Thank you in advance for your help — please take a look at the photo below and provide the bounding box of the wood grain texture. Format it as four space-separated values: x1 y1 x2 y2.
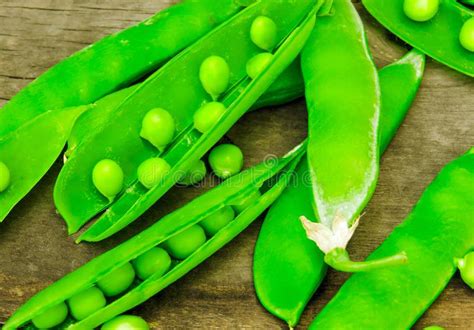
0 0 473 329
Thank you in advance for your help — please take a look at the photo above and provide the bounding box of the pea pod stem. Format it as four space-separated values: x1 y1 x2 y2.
324 248 408 272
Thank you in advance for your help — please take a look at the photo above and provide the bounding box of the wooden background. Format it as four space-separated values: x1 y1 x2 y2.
0 0 473 329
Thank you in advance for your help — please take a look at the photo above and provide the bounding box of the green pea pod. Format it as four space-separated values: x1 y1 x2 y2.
0 106 86 222
66 59 305 158
0 0 243 137
54 0 322 242
301 0 408 272
253 49 425 327
309 148 474 329
362 0 474 77
4 143 305 330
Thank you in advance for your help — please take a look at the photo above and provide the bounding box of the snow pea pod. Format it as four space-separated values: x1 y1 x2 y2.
4 143 305 330
253 49 425 327
54 0 321 242
0 0 243 137
363 0 474 76
0 106 86 222
309 148 474 329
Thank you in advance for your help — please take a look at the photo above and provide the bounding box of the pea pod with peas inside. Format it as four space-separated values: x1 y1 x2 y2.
3 142 306 330
254 49 425 327
54 0 323 242
0 0 244 137
362 0 474 76
308 148 474 329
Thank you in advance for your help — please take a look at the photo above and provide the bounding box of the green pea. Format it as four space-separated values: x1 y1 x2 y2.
208 144 244 179
92 159 124 200
177 159 207 186
233 190 262 213
68 286 106 321
140 108 175 151
163 225 207 259
101 315 150 330
0 161 10 192
137 157 171 189
250 16 278 51
133 247 172 280
193 102 227 133
246 53 274 79
199 56 230 99
403 0 439 22
456 251 474 289
200 206 235 236
460 18 474 52
97 262 135 297
31 302 68 329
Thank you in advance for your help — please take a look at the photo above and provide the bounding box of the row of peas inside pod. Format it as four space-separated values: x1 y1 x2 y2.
90 15 279 200
28 192 265 329
403 0 474 51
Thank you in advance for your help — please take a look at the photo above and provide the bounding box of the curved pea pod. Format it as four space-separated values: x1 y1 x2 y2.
54 0 322 242
3 143 305 330
362 0 474 77
309 148 474 329
253 49 425 327
0 106 86 222
0 0 243 137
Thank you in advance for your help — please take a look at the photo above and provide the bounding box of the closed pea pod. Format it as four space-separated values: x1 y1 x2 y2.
97 263 135 297
133 247 171 280
140 108 175 151
0 161 10 192
31 302 68 329
250 16 278 51
93 160 124 201
199 56 230 99
101 315 150 330
68 287 106 321
253 49 425 327
308 149 474 329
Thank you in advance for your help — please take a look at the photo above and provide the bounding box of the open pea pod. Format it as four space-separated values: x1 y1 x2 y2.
362 0 474 77
66 58 305 158
253 49 425 327
309 148 474 329
0 106 86 222
54 0 323 242
4 143 305 330
0 0 244 137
